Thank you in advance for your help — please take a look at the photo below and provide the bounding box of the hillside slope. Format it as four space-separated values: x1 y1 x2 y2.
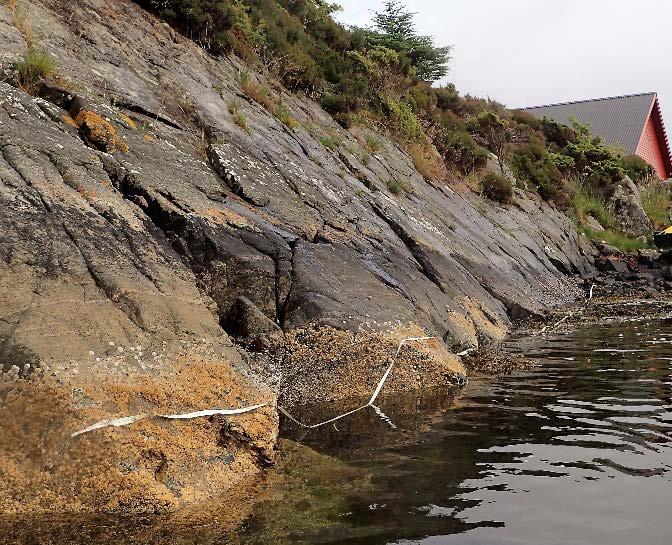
0 0 595 512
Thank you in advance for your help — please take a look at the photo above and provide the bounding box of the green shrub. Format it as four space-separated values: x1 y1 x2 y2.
383 97 425 143
14 48 56 92
622 155 653 182
481 172 513 204
436 130 488 174
541 118 625 187
466 110 510 168
510 110 541 131
509 143 564 201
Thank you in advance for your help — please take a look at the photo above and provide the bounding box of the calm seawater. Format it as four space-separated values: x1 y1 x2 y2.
5 317 672 545
241 317 672 545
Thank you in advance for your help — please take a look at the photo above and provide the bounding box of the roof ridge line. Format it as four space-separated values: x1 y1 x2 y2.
522 92 657 111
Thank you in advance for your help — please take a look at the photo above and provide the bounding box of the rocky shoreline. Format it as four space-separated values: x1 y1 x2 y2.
0 0 666 518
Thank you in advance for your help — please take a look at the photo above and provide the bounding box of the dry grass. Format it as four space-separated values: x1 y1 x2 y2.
410 143 447 182
241 81 276 111
12 1 33 45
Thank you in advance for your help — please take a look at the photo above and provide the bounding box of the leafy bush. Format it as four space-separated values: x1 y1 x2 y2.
436 130 488 174
383 97 425 143
467 110 510 169
541 118 625 187
622 155 653 182
510 110 541 131
509 143 564 201
481 172 513 204
14 48 56 92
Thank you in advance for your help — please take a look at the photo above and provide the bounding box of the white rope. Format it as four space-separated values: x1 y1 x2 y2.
71 404 267 437
278 336 434 430
71 337 435 438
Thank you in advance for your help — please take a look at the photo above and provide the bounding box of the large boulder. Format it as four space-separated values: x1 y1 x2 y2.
607 176 652 237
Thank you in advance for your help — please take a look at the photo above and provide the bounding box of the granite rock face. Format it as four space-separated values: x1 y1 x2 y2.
0 0 595 513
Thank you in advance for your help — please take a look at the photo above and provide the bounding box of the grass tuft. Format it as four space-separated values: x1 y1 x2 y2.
640 179 672 230
365 134 382 153
319 134 340 151
580 227 651 254
14 48 56 93
386 178 409 195
569 179 614 229
275 103 299 131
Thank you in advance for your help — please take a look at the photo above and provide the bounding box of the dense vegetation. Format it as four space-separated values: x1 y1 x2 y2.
133 0 667 251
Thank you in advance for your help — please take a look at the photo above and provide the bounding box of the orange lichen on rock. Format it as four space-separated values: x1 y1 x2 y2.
0 349 277 515
74 110 129 153
62 114 78 128
203 207 257 230
119 113 137 129
279 324 465 406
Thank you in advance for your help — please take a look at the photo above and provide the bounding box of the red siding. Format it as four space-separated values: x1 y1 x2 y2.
636 112 669 179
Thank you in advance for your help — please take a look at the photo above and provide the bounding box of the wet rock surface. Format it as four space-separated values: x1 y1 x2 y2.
0 0 597 514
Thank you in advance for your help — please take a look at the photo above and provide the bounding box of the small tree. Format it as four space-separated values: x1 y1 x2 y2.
368 0 451 82
467 110 511 172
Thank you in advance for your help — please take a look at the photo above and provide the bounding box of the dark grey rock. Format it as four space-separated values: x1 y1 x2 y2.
593 241 623 256
607 176 653 237
222 296 282 339
662 266 672 281
595 257 629 274
638 248 661 266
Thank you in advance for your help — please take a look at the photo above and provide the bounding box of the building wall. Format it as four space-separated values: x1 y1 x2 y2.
636 114 668 179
